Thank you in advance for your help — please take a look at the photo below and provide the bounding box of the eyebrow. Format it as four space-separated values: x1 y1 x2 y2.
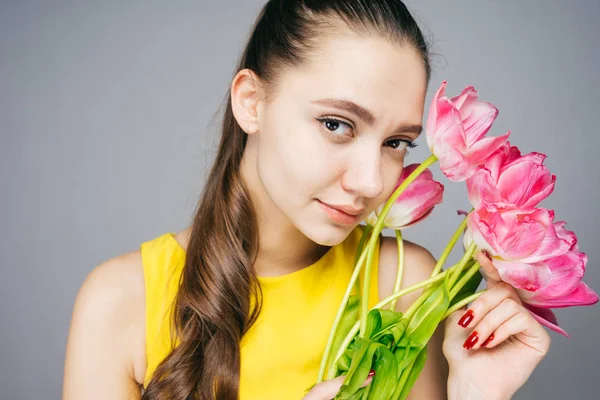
311 98 422 136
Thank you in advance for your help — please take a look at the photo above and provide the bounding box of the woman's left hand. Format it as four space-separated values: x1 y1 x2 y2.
442 251 552 400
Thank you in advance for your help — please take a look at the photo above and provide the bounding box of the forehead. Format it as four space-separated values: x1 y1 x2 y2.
274 31 428 124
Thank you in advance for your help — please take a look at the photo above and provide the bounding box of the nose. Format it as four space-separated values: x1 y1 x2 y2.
341 147 384 199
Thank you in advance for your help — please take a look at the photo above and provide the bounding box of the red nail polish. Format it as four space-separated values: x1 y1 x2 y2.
482 333 495 347
463 331 479 350
458 309 474 328
368 369 375 377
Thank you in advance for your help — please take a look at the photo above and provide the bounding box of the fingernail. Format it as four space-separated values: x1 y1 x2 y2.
368 369 375 377
457 309 474 328
463 331 479 350
483 250 491 259
482 332 495 347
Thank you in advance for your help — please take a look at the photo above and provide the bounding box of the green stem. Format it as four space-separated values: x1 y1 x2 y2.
355 224 372 266
316 237 371 382
360 154 438 337
375 268 453 310
389 229 405 311
449 261 481 300
328 323 360 379
429 210 472 279
394 210 471 326
354 225 373 297
403 242 477 323
447 242 478 290
442 290 486 320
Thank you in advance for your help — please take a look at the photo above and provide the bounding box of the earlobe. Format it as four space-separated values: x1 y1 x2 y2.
230 69 262 135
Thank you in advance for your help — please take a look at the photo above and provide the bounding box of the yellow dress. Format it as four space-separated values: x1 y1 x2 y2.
141 224 381 399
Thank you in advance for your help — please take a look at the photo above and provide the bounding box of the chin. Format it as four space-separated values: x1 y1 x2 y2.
298 219 356 246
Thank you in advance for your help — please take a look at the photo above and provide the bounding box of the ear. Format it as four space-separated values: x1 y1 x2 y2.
230 69 263 135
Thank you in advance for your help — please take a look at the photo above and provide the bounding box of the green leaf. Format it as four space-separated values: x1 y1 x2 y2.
336 337 360 374
449 269 483 309
365 346 398 400
365 308 404 340
329 295 361 366
347 387 366 400
336 339 384 399
393 335 423 372
391 356 415 400
396 345 428 400
406 271 451 345
336 351 352 372
389 273 449 375
374 317 407 346
360 383 372 399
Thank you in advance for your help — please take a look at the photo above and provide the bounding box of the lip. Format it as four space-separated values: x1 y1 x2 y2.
317 200 364 225
319 200 365 215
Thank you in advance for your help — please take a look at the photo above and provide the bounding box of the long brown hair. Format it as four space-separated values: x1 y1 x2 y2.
142 1 431 398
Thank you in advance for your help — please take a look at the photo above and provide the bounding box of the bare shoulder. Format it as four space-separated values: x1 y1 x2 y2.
378 234 437 312
63 249 147 399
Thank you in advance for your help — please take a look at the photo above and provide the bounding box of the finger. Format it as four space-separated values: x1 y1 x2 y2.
482 309 551 355
463 297 521 350
456 282 522 330
302 374 374 400
476 250 503 283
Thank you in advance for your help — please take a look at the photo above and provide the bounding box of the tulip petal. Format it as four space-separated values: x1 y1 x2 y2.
464 131 511 164
522 281 599 309
425 81 446 148
519 213 575 263
466 167 502 209
461 101 499 146
498 152 556 208
431 99 465 150
449 85 476 110
436 142 479 182
523 303 571 338
493 258 552 292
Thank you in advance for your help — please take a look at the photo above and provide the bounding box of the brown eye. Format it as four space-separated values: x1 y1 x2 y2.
385 138 418 153
316 117 352 137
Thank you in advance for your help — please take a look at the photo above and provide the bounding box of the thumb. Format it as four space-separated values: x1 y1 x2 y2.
302 374 373 400
476 250 503 284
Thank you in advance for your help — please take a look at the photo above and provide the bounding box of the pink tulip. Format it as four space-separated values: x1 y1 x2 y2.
464 209 598 337
365 164 443 229
489 236 597 338
522 304 569 337
515 224 598 309
466 141 556 210
464 206 574 265
425 81 510 182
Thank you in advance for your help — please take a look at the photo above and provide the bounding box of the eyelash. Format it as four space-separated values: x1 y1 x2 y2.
316 117 419 152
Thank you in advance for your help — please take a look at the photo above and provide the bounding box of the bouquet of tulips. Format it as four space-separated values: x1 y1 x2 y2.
309 81 599 399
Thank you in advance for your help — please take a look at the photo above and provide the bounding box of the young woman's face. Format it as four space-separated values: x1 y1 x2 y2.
253 31 428 245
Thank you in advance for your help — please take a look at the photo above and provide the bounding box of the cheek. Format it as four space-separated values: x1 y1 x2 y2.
257 118 340 206
374 160 405 207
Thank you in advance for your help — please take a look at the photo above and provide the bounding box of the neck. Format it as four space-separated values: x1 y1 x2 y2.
175 138 330 278
239 137 330 277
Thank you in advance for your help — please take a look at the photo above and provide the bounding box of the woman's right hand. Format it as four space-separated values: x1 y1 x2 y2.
302 372 374 400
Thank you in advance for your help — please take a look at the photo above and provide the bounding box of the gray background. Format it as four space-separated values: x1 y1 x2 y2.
1 0 599 398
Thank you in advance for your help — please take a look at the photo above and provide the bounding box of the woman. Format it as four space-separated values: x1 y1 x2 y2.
63 1 551 399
